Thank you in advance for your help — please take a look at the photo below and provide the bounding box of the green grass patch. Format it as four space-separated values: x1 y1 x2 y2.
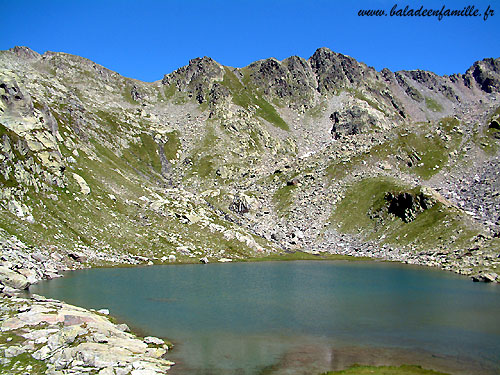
221 68 289 131
381 202 478 250
249 129 263 151
326 153 367 181
123 133 164 174
331 177 405 233
273 184 297 216
330 177 480 252
0 352 48 374
321 364 449 375
95 110 127 133
254 96 289 130
425 97 443 112
472 122 499 156
244 251 371 262
187 126 219 179
393 132 448 179
438 117 459 133
164 84 177 99
123 86 138 105
194 155 214 178
162 83 189 104
350 88 386 115
326 121 459 181
163 130 181 160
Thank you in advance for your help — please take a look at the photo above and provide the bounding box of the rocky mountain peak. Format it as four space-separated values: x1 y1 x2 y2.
309 47 367 92
9 46 41 60
0 46 499 298
465 57 500 93
161 56 224 103
0 45 499 375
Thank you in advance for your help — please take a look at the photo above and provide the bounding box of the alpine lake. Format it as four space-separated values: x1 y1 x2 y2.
29 260 500 375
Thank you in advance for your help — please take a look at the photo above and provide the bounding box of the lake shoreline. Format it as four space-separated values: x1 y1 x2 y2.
1 232 499 374
28 261 500 375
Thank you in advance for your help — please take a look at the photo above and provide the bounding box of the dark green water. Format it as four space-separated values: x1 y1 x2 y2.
30 261 500 375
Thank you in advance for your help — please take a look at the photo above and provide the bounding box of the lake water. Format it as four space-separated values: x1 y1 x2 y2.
29 261 500 375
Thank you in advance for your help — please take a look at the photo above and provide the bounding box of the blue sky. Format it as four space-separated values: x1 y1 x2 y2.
1 0 499 82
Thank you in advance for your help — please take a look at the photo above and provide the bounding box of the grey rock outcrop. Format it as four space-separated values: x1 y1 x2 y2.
162 56 224 103
0 266 29 290
465 58 500 93
330 106 379 139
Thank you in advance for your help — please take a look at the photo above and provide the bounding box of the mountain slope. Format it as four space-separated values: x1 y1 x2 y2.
0 46 499 282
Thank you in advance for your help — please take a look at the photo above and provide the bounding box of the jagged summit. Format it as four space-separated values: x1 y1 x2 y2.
9 46 41 60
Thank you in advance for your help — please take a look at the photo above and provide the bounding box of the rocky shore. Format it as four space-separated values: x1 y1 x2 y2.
315 231 499 283
0 234 174 375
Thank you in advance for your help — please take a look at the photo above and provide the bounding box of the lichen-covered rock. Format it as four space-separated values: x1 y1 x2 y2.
1 295 174 373
330 104 382 139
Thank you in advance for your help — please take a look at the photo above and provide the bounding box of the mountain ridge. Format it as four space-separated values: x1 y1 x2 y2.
0 44 499 278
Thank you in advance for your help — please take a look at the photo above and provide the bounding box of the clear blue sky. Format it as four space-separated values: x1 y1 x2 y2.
1 0 499 82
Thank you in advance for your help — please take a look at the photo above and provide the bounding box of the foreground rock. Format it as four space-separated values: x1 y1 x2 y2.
0 266 30 290
0 232 174 374
0 293 174 374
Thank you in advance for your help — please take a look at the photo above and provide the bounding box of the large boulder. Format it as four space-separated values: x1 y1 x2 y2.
330 105 380 139
229 194 252 214
0 266 30 289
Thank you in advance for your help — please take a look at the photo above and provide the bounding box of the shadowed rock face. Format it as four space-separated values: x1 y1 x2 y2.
159 46 500 114
394 72 425 102
400 70 459 102
464 58 500 93
309 47 367 92
245 56 317 104
330 106 380 139
162 56 224 103
386 192 432 223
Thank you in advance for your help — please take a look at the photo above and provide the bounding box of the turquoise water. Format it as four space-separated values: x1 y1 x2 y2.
30 261 500 374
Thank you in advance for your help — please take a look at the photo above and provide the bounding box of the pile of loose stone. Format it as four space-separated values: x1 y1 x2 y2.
315 230 500 283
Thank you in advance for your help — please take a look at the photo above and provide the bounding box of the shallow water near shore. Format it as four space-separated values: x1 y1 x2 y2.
30 261 500 374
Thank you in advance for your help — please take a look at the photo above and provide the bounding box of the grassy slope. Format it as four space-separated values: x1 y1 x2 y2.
0 104 270 263
322 364 449 375
222 67 289 131
330 177 484 253
327 118 463 181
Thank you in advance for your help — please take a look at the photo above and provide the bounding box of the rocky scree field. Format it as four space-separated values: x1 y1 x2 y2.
0 45 499 373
